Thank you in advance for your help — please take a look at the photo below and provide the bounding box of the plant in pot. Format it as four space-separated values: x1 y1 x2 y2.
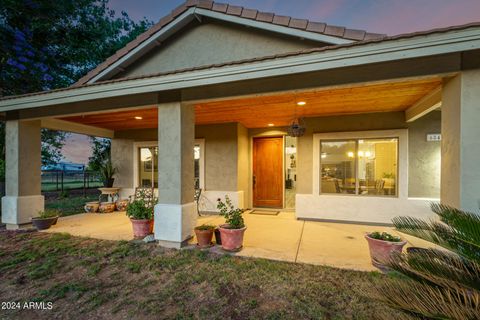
365 231 407 269
99 156 118 188
31 209 61 230
194 224 215 248
126 199 153 239
217 196 246 252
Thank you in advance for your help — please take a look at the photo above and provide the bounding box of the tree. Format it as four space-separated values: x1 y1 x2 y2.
373 204 480 319
88 137 111 171
0 0 152 174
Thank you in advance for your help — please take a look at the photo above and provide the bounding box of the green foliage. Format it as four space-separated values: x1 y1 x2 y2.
99 156 118 182
374 204 480 320
37 209 60 218
41 128 69 166
59 190 70 199
126 200 153 220
195 224 215 231
368 231 402 242
217 195 245 229
88 137 111 172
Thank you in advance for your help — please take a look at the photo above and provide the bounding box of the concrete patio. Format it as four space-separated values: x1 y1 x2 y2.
43 211 435 271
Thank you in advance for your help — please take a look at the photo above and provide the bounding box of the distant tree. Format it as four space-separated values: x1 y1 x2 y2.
0 0 152 175
88 137 111 171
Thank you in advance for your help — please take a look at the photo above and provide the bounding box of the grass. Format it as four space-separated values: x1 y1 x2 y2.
41 181 103 192
0 231 407 319
45 193 99 216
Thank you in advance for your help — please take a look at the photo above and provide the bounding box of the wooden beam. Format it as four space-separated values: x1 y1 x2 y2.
40 118 114 138
405 86 442 122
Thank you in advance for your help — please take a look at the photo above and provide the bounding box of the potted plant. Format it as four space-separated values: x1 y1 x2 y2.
31 209 60 230
365 231 407 269
99 157 118 188
217 196 246 251
194 224 215 248
126 199 153 239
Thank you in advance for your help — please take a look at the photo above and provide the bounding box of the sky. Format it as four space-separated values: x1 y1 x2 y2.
61 0 480 164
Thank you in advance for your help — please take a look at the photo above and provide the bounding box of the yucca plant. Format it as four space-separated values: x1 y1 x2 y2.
373 203 480 320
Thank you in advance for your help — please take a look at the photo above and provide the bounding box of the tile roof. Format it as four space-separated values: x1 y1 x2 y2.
73 0 386 86
1 21 479 103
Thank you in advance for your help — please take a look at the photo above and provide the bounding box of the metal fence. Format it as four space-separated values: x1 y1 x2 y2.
41 170 103 193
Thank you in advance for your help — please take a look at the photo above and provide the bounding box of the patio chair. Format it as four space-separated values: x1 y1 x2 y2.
129 187 155 208
194 188 202 216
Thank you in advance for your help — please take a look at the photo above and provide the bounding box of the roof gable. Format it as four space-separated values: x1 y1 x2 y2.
74 0 386 86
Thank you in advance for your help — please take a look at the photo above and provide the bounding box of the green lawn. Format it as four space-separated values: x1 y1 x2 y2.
45 193 99 216
42 181 103 192
0 231 406 319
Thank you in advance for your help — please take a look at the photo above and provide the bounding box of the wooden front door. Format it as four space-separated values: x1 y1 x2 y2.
253 136 283 208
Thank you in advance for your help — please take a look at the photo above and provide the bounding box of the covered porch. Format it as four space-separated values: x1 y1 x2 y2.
43 210 434 271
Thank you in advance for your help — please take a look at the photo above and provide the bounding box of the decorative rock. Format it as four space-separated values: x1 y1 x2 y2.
143 234 156 243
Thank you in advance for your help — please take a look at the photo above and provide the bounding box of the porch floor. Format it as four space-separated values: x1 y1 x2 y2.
43 211 435 271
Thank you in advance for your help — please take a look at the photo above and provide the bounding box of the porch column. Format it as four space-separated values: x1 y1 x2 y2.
441 69 480 212
1 120 44 229
154 102 197 248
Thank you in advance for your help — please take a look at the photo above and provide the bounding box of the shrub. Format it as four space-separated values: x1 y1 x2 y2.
37 209 61 218
195 224 215 231
368 231 401 242
373 203 480 319
126 200 153 220
217 196 245 229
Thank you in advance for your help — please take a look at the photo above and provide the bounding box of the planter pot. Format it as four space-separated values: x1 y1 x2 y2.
99 202 115 213
365 234 407 269
51 216 58 225
84 201 100 213
130 218 154 239
219 224 247 252
194 228 214 248
214 228 222 245
115 199 129 211
31 216 59 230
103 178 115 188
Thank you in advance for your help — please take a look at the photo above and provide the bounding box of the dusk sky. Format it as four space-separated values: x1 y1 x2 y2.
62 0 480 164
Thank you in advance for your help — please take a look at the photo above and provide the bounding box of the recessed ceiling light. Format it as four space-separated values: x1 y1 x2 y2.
268 123 275 127
297 101 306 106
134 116 143 120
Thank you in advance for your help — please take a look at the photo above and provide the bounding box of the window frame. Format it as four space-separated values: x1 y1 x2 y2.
313 129 407 199
320 137 399 197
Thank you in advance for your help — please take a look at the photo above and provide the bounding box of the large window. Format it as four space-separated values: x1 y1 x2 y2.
320 138 398 196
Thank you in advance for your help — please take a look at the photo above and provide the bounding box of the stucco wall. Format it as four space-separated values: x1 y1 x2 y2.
111 139 134 189
118 20 319 79
408 111 441 198
237 123 249 205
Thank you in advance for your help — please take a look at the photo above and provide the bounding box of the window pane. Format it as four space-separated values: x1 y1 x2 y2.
138 147 158 188
358 138 398 196
320 140 356 194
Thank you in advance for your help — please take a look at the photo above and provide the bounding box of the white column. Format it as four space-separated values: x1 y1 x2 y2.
154 102 197 248
441 69 480 212
2 120 44 229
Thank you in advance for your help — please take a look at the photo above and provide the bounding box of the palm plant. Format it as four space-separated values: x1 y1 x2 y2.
99 156 118 187
373 203 480 320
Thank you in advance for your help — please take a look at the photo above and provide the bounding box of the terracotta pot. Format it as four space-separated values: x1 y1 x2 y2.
194 228 214 248
99 202 115 213
31 216 58 230
130 218 154 239
365 234 407 268
219 224 247 252
115 199 129 211
84 201 100 213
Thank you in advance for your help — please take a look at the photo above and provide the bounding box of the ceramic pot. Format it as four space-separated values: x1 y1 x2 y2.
31 216 58 230
365 234 407 269
84 201 100 213
219 224 247 252
115 199 129 211
99 202 115 213
103 178 115 188
130 218 154 239
194 227 214 248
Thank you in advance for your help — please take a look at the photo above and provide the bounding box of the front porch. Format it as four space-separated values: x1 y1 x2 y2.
43 210 434 271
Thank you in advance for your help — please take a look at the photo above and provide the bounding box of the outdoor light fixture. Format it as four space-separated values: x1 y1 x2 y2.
297 101 306 106
134 116 143 120
268 123 275 127
347 151 354 158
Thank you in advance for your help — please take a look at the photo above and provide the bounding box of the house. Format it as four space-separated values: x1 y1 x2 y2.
1 0 479 248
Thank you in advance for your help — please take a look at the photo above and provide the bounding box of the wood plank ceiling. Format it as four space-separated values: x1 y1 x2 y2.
61 77 442 130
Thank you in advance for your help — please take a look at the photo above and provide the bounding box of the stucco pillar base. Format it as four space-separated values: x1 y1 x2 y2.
1 195 44 226
154 202 197 248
